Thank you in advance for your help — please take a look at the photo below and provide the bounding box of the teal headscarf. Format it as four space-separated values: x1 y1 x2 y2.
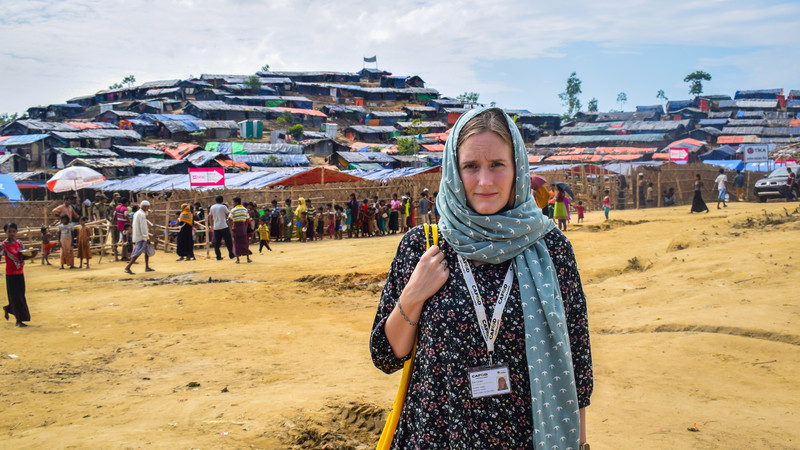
436 107 579 449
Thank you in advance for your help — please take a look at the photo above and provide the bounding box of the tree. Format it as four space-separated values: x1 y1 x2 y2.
558 72 582 120
684 71 712 95
122 75 136 87
396 137 420 156
457 92 480 108
287 124 304 141
0 112 19 124
404 118 428 136
245 75 262 94
108 82 123 90
616 92 628 110
587 98 598 112
261 64 270 72
656 89 668 103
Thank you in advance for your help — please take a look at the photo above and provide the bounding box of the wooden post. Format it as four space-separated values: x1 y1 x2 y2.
321 167 325 185
657 171 662 208
676 175 684 204
745 171 751 202
163 201 170 252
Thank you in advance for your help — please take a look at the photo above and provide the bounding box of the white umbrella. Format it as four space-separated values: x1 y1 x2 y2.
47 167 106 193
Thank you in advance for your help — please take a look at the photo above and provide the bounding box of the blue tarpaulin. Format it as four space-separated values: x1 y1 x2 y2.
702 160 745 171
698 145 737 161
346 166 439 182
0 174 23 201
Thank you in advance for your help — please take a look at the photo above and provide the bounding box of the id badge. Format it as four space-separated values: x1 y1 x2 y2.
467 364 512 398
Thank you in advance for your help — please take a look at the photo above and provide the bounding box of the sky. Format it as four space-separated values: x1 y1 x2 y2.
1 0 799 117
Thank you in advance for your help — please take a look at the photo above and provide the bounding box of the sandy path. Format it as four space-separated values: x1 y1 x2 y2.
1 202 798 449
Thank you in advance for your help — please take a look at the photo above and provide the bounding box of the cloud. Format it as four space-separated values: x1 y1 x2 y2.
0 0 798 114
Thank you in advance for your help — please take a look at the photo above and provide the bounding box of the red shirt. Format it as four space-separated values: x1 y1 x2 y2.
2 239 24 275
576 205 585 217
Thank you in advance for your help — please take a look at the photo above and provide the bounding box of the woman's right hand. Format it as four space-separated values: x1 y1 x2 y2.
401 245 450 307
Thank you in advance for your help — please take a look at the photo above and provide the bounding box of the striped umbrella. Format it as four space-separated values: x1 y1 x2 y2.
47 167 106 193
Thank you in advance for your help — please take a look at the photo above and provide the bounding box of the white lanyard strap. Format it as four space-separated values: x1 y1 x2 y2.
456 255 515 361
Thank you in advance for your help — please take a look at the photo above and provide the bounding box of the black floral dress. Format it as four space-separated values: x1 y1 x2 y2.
370 225 593 449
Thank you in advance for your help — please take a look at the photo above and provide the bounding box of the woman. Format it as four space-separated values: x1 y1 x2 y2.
370 108 592 449
347 194 360 238
690 173 709 213
389 194 400 234
2 223 36 327
176 203 195 261
228 197 252 263
294 197 307 240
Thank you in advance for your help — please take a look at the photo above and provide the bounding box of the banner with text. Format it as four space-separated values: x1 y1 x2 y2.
189 167 225 187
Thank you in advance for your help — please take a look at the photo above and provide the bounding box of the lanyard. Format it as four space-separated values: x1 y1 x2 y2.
456 255 515 365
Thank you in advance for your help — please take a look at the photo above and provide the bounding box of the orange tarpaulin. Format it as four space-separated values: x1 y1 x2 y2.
717 135 760 144
216 159 250 170
65 122 109 130
278 107 328 118
154 143 199 160
268 167 363 187
421 144 444 152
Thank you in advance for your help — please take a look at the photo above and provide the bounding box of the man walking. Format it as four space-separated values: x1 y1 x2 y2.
209 195 233 260
733 169 745 201
786 167 797 202
715 168 728 209
124 200 154 274
283 198 294 242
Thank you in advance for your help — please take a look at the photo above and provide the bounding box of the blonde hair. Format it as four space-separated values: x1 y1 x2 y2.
456 108 513 151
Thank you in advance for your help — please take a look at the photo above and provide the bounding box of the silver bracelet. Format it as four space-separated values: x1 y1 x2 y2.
396 301 418 327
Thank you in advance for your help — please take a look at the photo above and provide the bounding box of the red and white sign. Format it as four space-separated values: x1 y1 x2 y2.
189 168 225 186
669 147 689 161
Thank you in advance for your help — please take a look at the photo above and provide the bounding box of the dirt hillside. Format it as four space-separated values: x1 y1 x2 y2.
1 201 798 449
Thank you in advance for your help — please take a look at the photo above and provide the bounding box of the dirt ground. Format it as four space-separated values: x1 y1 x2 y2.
2 201 799 449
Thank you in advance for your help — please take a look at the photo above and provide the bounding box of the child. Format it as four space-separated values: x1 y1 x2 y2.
57 214 75 269
77 217 91 269
553 186 568 231
2 223 36 327
277 209 286 241
316 207 325 241
575 201 585 224
299 211 308 243
334 205 344 240
40 226 56 265
327 203 336 239
257 217 272 253
603 189 611 220
120 223 132 261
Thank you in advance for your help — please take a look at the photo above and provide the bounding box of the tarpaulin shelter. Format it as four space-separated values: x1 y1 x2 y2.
346 166 441 182
0 173 23 201
94 167 363 192
698 145 737 161
702 160 745 171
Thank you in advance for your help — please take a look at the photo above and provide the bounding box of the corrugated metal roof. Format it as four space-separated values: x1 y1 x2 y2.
369 111 407 118
727 119 767 126
12 120 79 132
346 125 399 134
113 145 164 157
232 154 309 167
698 119 729 126
187 101 280 113
67 157 143 168
721 126 765 135
51 147 119 157
138 79 181 89
396 121 446 129
534 134 667 146
337 151 395 163
761 127 800 137
51 129 141 140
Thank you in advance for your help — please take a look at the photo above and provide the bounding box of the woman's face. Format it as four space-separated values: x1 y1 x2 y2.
458 131 515 215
